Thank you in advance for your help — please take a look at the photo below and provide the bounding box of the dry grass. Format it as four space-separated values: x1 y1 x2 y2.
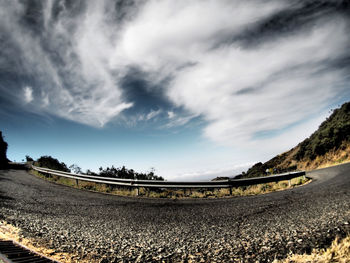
276 146 301 170
230 176 309 197
299 143 350 171
275 235 350 263
278 142 350 172
31 170 309 199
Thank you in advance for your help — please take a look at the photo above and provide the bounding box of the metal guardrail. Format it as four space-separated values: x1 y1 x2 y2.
32 165 305 191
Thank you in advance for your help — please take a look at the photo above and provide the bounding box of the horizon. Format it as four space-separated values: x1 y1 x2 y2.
1 1 350 181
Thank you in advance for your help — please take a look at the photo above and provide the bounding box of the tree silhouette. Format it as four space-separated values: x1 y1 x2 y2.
69 164 82 174
36 156 70 172
25 155 34 162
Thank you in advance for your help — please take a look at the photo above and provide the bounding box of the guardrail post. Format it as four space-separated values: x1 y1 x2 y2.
288 180 291 187
136 187 139 196
229 187 232 195
75 179 79 187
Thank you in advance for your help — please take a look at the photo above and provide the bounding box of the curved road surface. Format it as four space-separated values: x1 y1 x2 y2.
0 164 349 262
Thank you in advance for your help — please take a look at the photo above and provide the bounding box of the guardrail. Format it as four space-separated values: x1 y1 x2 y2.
32 165 306 195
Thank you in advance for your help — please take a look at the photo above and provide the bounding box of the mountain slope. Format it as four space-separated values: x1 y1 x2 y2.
238 101 350 179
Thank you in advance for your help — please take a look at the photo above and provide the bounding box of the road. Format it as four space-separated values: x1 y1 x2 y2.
0 164 349 262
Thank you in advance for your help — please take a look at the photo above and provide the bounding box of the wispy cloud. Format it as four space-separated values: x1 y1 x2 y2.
136 109 162 122
145 109 162 121
164 114 198 129
0 1 133 127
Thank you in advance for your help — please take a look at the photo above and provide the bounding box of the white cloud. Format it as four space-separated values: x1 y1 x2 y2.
110 1 349 146
111 0 288 75
167 19 349 145
23 86 33 103
1 0 349 152
167 111 175 119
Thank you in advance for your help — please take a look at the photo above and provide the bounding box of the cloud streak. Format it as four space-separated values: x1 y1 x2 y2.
168 17 349 144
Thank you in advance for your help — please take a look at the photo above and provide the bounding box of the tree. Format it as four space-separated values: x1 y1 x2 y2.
69 164 82 174
25 155 34 162
36 156 70 172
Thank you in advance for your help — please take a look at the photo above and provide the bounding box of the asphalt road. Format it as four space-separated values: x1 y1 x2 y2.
0 164 349 262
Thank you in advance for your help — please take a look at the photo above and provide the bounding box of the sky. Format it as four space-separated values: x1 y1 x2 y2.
1 0 350 181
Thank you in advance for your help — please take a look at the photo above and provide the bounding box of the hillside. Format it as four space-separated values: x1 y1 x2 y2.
0 131 9 169
237 101 350 179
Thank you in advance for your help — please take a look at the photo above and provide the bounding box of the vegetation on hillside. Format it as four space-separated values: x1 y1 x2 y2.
35 156 71 172
295 102 350 161
96 166 164 181
238 101 350 179
34 155 164 181
0 131 9 169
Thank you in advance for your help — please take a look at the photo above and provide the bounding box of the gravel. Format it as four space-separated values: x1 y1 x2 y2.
0 163 350 262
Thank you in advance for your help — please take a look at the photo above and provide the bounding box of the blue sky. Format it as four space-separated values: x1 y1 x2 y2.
1 0 350 180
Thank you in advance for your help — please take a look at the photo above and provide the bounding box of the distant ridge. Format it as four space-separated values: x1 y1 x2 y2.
236 101 350 179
